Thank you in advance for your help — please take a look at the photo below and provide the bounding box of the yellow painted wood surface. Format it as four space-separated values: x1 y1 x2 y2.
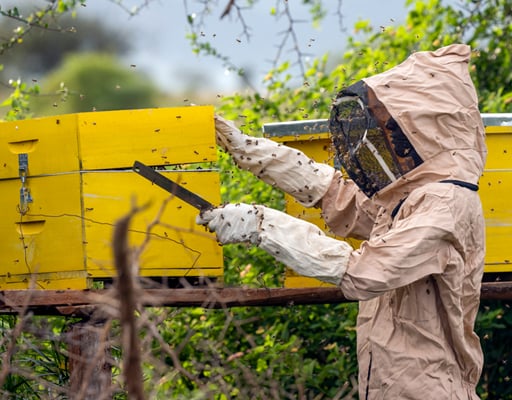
0 114 79 179
2 108 510 290
78 107 217 170
0 106 222 289
0 274 89 290
479 129 512 272
82 169 222 277
0 174 90 289
0 106 216 178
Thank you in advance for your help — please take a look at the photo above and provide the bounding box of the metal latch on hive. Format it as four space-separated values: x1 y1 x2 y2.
18 153 33 213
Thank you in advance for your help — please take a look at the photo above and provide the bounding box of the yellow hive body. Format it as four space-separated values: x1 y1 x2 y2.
263 114 512 287
0 106 222 290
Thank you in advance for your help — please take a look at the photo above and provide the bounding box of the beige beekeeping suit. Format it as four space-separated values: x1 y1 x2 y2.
321 44 487 399
199 44 486 400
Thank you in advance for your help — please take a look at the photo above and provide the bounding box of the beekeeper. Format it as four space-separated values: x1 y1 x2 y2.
197 44 487 399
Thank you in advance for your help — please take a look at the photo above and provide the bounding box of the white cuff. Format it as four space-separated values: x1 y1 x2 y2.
256 206 352 285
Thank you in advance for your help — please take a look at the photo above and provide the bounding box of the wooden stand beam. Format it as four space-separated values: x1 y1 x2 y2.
0 281 510 315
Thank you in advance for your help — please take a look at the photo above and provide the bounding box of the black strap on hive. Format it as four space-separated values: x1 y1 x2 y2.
391 179 479 219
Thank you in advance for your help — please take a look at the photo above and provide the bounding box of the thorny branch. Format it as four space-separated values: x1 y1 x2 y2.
144 320 207 390
220 0 235 19
271 0 310 78
0 2 66 55
335 0 347 34
185 0 345 85
219 0 252 42
0 0 158 54
183 0 256 91
0 313 30 388
106 0 156 17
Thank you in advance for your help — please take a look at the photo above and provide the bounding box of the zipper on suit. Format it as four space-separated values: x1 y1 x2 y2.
365 351 372 400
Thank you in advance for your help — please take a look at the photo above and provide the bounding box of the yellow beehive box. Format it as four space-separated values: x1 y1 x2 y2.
0 106 222 290
263 114 512 287
479 114 512 272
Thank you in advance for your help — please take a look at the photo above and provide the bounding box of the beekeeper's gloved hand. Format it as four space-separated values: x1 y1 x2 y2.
196 203 261 245
215 115 335 207
197 203 353 285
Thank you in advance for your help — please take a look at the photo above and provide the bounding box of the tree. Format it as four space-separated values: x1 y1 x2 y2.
29 52 159 116
0 14 130 80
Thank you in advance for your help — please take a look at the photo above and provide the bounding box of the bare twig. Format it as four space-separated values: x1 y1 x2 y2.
220 0 236 19
336 0 347 33
0 275 39 388
183 0 256 90
218 0 252 42
269 1 310 78
144 320 208 390
105 0 157 17
113 205 147 400
0 3 73 55
0 313 30 387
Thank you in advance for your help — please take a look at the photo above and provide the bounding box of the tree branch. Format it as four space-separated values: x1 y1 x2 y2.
220 0 236 19
112 206 146 400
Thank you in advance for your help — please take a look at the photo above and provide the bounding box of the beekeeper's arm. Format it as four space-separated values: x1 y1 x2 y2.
215 116 335 207
197 192 459 296
197 203 352 285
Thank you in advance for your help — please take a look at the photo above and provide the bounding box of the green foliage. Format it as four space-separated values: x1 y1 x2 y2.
476 301 512 399
0 0 145 120
0 1 87 58
0 315 77 398
133 301 358 399
0 78 40 120
335 0 512 112
452 0 512 112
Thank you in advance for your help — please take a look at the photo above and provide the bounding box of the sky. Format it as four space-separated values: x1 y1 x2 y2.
78 0 444 95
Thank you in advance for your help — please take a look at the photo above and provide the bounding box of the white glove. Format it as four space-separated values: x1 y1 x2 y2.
196 203 261 245
215 115 335 207
197 203 353 285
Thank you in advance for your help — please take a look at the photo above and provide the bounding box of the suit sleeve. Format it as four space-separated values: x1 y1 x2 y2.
320 170 379 240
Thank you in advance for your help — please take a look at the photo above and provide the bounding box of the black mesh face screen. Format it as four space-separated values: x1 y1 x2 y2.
329 97 394 197
329 82 421 198
386 118 423 167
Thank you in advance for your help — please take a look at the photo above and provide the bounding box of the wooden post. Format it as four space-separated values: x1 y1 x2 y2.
66 319 112 400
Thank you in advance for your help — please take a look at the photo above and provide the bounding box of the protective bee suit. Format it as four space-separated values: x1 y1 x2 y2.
197 44 487 399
